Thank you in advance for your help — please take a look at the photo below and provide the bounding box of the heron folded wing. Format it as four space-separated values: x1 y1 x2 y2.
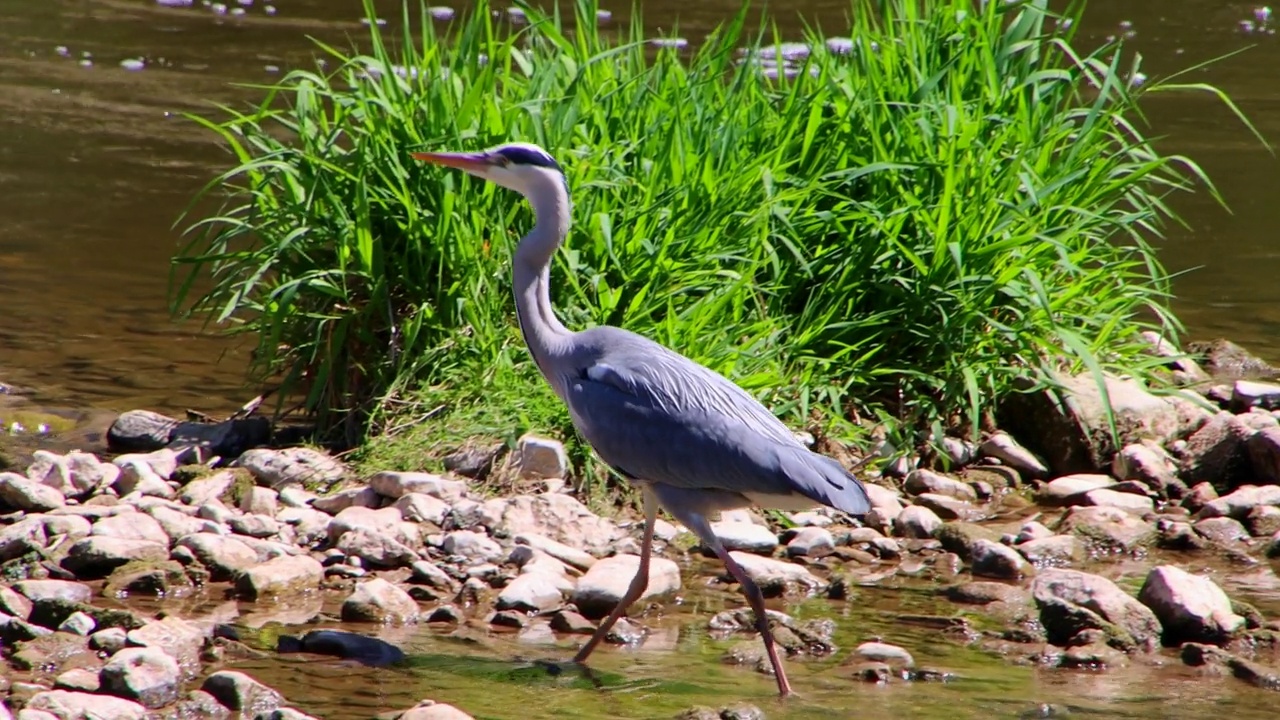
567 361 870 515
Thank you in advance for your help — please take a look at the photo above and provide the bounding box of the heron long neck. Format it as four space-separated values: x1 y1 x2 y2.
513 177 574 394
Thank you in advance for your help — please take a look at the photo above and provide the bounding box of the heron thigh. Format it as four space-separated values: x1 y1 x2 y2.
648 484 750 539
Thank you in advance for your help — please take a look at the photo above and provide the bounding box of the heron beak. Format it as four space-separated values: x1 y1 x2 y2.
410 151 491 172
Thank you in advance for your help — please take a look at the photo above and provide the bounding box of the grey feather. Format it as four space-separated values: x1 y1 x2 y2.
563 326 871 515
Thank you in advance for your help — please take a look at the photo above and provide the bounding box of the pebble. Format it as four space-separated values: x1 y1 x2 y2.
708 520 778 554
786 526 835 557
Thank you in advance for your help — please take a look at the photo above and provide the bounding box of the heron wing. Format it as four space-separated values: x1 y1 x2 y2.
564 348 870 515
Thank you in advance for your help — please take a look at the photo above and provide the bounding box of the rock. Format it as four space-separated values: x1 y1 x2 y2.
341 578 419 623
260 709 321 720
1031 569 1161 652
495 573 564 613
235 555 323 600
1081 488 1154 513
946 581 1029 606
1 516 48 562
1058 505 1155 551
89 628 129 654
399 699 475 720
724 551 824 597
1137 565 1243 645
113 458 175 499
27 452 119 497
1037 474 1114 505
1245 505 1280 537
175 533 258 581
113 449 179 480
1112 443 1186 497
409 560 458 591
25 690 148 720
970 539 1031 579
143 506 204 542
440 530 503 562
549 609 596 634
1247 426 1280 485
1017 535 1084 567
13 580 92 605
61 537 168 579
442 442 505 480
786 527 835 557
1197 484 1280 520
1180 412 1255 491
91 513 170 546
179 471 237 507
237 447 344 489
912 493 985 521
707 521 778 554
1015 521 1054 543
1189 338 1276 379
0 473 65 512
237 486 279 516
392 493 451 525
326 506 416 546
514 434 568 479
276 629 405 666
99 646 181 709
108 410 183 452
311 486 380 514
54 667 100 692
1193 517 1250 545
337 528 419 568
56 612 94 636
895 505 943 538
370 471 467 503
978 431 1049 479
229 513 280 539
481 493 620 553
854 641 915 667
934 521 1001 559
1231 380 1280 412
127 616 206 673
0 584 34 619
904 469 977 501
514 533 596 571
201 671 283 715
571 554 681 618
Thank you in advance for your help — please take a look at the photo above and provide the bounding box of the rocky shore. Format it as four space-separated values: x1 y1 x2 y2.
3 338 1280 718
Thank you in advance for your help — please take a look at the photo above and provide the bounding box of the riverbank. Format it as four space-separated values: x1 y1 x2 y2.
3 338 1280 718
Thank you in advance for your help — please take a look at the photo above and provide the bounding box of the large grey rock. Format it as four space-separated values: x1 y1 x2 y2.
786 527 835 557
369 471 467 503
495 572 565 613
311 486 380 514
1179 412 1255 490
707 521 778 554
723 552 824 597
229 513 280 539
179 471 236 507
107 410 182 452
201 670 283 715
340 578 419 623
1058 505 1155 551
0 516 48 562
978 431 1049 479
91 513 170 546
61 537 168 579
175 533 258 581
571 554 681 618
1196 484 1280 520
1031 568 1161 652
99 646 182 708
276 507 331 546
235 555 323 600
903 469 977 501
479 493 620 554
127 616 206 674
895 505 942 539
1112 443 1186 498
514 434 568 479
25 690 148 720
238 447 345 489
112 449 179 481
970 539 1031 579
336 528 418 568
113 458 175 499
1247 426 1280 485
1138 565 1244 645
0 472 65 512
999 373 1180 474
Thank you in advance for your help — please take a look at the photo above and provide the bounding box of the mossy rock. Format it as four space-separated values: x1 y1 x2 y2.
172 464 214 485
217 469 256 508
104 559 193 598
27 597 147 631
1037 596 1138 652
935 521 1002 560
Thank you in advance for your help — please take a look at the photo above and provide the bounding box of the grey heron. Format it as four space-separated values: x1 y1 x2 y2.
412 142 871 697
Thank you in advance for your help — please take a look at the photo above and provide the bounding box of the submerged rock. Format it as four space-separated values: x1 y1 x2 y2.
277 629 406 666
200 670 283 715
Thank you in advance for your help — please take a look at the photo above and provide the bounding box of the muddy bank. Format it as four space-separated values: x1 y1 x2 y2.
3 339 1280 718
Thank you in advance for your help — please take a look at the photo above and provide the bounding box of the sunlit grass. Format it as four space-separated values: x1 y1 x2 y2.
173 0 1253 484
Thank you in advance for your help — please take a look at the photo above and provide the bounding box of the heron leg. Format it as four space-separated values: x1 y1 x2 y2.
648 485 793 698
572 486 658 664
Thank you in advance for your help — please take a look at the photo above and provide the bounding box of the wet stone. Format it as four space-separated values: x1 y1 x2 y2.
53 667 100 692
896 505 942 538
549 609 595 634
55 612 94 636
970 539 1032 579
99 646 181 709
854 641 914 668
946 581 1028 606
201 670 283 715
341 578 419 623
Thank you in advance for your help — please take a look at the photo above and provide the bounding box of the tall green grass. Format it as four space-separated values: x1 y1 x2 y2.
173 0 1250 466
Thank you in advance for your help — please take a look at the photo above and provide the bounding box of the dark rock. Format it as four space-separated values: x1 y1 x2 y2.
1246 505 1280 537
104 560 194 597
549 609 596 634
443 442 506 480
490 610 527 628
276 629 405 667
170 417 273 462
0 614 53 643
1188 339 1277 380
108 410 183 452
1248 426 1280 484
27 597 146 633
1179 412 1255 491
1182 642 1280 691
201 670 284 715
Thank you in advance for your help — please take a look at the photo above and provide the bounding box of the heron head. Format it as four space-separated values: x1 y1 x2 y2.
412 142 564 196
